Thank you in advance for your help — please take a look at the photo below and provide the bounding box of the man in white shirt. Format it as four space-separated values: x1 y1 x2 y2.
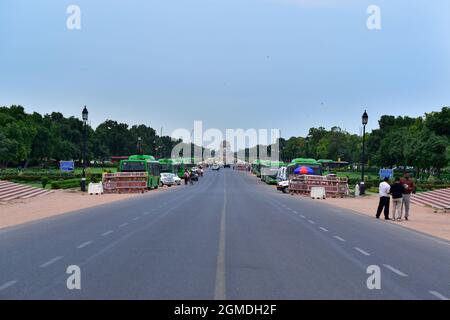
376 177 391 220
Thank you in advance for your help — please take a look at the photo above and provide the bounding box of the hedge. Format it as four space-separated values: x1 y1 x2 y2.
50 178 92 190
0 173 102 183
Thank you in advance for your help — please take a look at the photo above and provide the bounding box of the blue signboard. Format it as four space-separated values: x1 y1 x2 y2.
379 168 394 179
60 161 75 172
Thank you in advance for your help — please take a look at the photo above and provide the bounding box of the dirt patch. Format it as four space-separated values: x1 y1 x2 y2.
0 188 170 230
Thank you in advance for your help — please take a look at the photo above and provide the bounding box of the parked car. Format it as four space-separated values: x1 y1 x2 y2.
160 173 176 187
190 171 199 181
172 174 182 185
277 180 289 193
212 164 220 171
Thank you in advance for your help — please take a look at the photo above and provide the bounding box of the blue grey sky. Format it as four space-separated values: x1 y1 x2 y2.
1 0 449 139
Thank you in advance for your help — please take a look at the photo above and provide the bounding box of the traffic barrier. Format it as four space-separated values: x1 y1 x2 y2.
234 164 250 171
102 172 148 194
289 174 348 198
311 187 326 199
88 182 104 195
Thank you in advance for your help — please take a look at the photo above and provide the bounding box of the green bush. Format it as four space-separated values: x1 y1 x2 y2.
41 177 49 189
50 178 91 190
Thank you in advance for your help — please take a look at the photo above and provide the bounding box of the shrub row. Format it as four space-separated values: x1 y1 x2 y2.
0 174 103 183
50 178 91 190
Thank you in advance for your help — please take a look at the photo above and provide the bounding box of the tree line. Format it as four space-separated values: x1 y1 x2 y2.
1 105 449 175
278 107 450 175
0 105 180 167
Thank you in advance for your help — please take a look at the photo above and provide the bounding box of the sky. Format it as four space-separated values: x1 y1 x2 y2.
1 0 449 142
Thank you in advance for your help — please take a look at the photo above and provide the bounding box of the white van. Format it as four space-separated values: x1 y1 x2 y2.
276 167 287 181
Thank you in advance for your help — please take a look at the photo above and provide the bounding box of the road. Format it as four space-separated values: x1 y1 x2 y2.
0 169 449 299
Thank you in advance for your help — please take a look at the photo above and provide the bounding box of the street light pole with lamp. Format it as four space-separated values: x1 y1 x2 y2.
81 106 88 192
137 137 142 155
360 110 368 195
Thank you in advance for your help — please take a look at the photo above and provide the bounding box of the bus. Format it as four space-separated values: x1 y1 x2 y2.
286 158 322 178
317 159 349 172
119 155 161 189
260 161 287 184
252 159 271 177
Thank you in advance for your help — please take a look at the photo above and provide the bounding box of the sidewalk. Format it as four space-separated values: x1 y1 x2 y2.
0 189 150 230
325 195 450 242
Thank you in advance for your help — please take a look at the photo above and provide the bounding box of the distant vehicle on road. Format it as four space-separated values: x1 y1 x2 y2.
212 164 220 171
172 174 182 185
160 173 177 187
224 164 231 168
277 180 289 193
277 167 287 182
190 171 199 181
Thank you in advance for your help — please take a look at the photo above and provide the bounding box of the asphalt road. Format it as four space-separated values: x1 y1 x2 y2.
1 169 449 299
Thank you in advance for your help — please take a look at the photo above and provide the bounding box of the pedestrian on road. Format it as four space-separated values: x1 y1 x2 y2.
184 170 189 185
376 177 391 220
400 173 415 221
189 170 194 185
390 177 405 221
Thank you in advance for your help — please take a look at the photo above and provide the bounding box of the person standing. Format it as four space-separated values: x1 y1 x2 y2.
376 177 391 220
390 177 405 221
184 169 189 185
189 170 194 185
400 173 415 221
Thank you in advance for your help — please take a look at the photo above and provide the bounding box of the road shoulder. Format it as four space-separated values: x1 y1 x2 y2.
317 194 450 242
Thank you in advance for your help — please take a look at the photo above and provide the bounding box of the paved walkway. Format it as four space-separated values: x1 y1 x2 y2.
325 194 450 242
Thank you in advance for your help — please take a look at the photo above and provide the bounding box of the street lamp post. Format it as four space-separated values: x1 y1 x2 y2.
137 137 142 155
81 106 88 192
360 110 368 195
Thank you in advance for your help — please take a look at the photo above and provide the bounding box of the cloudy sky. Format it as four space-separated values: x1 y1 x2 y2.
1 0 449 141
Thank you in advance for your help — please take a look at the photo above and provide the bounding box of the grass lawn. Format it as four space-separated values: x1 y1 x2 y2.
73 167 118 174
334 171 379 180
1 167 118 175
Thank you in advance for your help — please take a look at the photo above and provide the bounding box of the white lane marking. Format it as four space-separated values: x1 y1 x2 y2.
293 211 298 214
214 170 227 300
0 280 17 291
39 256 63 268
287 208 293 211
77 241 93 249
319 227 329 232
429 291 449 300
143 211 151 215
383 264 408 277
101 230 114 237
132 217 141 221
354 247 371 256
300 215 306 219
334 235 346 242
307 220 316 224
119 222 129 228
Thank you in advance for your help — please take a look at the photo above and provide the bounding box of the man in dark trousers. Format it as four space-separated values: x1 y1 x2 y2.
184 170 189 185
376 177 391 220
390 177 405 221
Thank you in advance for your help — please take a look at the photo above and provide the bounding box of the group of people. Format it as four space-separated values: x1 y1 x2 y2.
376 173 416 221
183 166 204 185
